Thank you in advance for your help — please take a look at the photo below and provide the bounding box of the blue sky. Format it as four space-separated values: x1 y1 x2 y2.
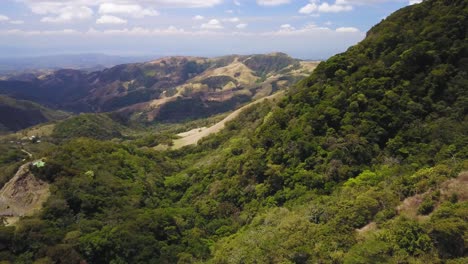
0 0 421 59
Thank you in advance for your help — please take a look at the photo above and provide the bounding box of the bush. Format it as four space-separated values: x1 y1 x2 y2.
418 197 435 215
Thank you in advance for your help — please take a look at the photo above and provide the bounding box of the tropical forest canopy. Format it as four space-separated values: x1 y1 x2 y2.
0 0 466 263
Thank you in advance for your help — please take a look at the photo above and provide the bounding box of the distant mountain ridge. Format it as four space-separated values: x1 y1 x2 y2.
0 95 69 133
0 53 318 123
0 54 157 75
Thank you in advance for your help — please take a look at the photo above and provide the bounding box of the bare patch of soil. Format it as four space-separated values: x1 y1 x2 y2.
0 161 50 225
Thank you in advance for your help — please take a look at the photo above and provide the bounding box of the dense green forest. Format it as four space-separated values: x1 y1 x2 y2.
0 0 466 263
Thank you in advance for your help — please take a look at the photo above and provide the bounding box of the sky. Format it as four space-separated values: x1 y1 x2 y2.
0 0 422 59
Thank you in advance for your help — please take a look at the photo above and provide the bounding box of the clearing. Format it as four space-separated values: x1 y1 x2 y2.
170 91 284 149
0 161 50 225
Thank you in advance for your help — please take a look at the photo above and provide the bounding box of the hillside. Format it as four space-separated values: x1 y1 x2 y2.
0 53 318 123
171 91 285 149
0 161 50 226
0 95 69 133
0 0 466 263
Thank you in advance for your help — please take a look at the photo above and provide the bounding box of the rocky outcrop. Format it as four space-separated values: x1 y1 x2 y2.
0 161 50 225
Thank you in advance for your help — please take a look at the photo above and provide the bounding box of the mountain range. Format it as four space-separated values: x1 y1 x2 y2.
0 54 156 75
0 53 317 128
0 0 466 263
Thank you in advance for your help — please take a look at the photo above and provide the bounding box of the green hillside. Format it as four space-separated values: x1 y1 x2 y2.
0 95 69 133
52 114 124 141
0 0 466 263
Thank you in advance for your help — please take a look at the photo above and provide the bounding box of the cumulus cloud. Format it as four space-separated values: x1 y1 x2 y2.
319 2 353 12
257 0 291 6
336 26 359 32
20 0 223 9
409 0 422 4
299 3 318 14
0 15 9 22
98 3 159 18
299 1 353 14
40 6 93 23
19 0 223 22
262 23 334 36
96 15 128 25
236 23 248 29
280 24 295 31
201 19 223 29
193 15 205 20
0 24 364 40
335 0 399 4
0 28 78 36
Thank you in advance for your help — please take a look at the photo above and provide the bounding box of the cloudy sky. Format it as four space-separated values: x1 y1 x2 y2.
0 0 421 59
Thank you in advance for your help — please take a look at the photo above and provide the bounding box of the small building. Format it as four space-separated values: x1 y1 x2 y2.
33 161 46 168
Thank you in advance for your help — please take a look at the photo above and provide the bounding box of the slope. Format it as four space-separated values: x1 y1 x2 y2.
0 54 318 124
0 95 69 133
171 91 284 149
0 1 465 263
0 161 50 226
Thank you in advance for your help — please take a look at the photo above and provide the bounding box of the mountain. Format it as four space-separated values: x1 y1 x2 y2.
0 53 317 123
0 54 156 75
0 1 466 263
0 95 69 133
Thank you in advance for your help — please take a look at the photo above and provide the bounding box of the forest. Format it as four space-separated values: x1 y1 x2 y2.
0 0 466 263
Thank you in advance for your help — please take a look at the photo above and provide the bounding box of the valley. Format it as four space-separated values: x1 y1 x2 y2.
0 53 318 129
0 0 466 263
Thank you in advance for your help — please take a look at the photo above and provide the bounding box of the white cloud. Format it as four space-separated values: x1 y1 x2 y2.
0 15 9 22
257 0 291 6
193 15 205 20
234 0 241 6
336 0 398 4
165 26 185 33
0 24 364 40
28 2 64 15
0 28 78 36
10 20 25 25
21 0 223 9
299 3 318 14
280 24 295 31
224 17 240 23
201 19 223 29
264 24 327 36
40 6 93 23
96 15 127 25
236 23 247 29
148 0 223 8
336 26 359 32
98 3 159 18
319 2 353 12
409 0 422 4
300 1 353 14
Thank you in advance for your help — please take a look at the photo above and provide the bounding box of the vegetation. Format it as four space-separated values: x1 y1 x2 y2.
52 114 124 140
0 0 466 263
0 96 69 133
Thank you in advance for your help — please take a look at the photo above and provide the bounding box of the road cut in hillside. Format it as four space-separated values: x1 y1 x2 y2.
171 91 284 149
